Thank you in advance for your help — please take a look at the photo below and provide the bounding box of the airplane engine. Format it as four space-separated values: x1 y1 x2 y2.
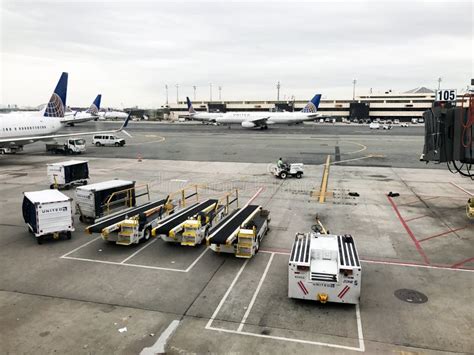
241 121 256 128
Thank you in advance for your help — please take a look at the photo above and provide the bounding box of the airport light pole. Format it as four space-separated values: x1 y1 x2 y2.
352 79 357 101
193 85 197 100
218 86 222 101
209 83 213 102
277 81 281 101
176 84 179 104
165 85 168 105
437 77 442 90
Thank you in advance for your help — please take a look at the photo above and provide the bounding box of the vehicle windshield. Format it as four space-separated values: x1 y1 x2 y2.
74 139 86 145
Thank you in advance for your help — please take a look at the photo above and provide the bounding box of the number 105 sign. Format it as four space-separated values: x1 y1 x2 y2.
435 89 457 102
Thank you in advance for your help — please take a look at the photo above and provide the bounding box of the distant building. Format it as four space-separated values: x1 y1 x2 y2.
167 87 468 122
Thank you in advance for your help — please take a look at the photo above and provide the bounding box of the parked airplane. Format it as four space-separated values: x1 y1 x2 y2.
98 108 129 120
0 72 130 154
186 97 223 123
215 94 322 129
61 94 102 126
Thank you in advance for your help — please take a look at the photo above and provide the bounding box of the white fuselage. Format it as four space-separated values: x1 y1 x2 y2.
216 111 316 125
0 111 61 146
100 111 128 120
190 112 223 122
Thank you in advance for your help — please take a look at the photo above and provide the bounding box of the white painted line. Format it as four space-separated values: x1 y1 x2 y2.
260 250 474 273
361 259 474 273
60 236 101 258
120 239 157 264
451 182 473 196
184 247 209 272
205 259 250 329
205 253 364 352
171 179 188 183
237 253 274 332
355 304 365 352
61 256 189 272
206 326 364 352
140 319 180 355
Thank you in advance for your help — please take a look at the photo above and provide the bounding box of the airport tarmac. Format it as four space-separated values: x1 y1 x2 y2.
20 121 434 169
0 124 472 354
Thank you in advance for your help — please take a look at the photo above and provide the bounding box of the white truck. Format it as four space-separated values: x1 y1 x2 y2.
0 146 24 154
46 138 86 155
22 189 74 244
288 232 361 304
47 160 89 190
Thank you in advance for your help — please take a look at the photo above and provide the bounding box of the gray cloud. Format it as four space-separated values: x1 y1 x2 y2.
1 0 472 107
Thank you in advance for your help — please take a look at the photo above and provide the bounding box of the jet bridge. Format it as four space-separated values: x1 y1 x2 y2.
206 204 270 258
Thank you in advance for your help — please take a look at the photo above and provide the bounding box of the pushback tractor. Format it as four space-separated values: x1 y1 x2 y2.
288 232 361 304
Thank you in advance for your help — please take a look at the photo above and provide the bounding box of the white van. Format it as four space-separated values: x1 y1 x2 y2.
92 134 125 147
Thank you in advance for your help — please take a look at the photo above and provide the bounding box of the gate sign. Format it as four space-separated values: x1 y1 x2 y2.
435 89 457 102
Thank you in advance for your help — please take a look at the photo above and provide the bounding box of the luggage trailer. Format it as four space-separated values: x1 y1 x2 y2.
288 233 361 304
86 197 172 245
152 199 223 246
206 205 270 258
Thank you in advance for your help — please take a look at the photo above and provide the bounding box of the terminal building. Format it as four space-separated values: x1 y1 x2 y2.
163 87 467 122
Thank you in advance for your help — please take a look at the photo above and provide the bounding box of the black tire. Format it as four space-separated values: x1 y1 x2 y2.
66 231 72 240
49 184 54 189
142 227 151 243
79 215 84 223
67 149 73 155
255 238 260 254
95 142 101 147
115 142 120 147
296 172 302 179
279 171 287 179
37 236 43 245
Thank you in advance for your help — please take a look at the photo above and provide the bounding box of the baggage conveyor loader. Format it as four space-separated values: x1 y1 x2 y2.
86 197 174 245
152 190 239 246
85 186 198 245
206 203 270 258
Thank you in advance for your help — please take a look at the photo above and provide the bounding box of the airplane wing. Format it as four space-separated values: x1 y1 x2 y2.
248 117 270 126
60 113 98 125
0 114 131 146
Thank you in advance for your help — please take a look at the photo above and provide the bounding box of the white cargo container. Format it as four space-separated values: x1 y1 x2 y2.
47 160 89 189
75 179 135 223
22 189 74 244
288 233 361 304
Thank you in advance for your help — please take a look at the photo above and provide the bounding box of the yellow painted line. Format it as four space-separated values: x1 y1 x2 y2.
319 155 331 203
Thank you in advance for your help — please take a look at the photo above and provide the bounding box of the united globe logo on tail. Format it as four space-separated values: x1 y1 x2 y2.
44 93 65 117
44 72 68 118
301 94 322 114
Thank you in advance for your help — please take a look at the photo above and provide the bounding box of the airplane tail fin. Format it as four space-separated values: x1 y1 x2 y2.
186 97 196 114
301 94 322 113
86 94 102 114
44 72 68 117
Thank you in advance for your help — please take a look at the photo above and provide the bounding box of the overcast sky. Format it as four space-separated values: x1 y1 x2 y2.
1 0 472 108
